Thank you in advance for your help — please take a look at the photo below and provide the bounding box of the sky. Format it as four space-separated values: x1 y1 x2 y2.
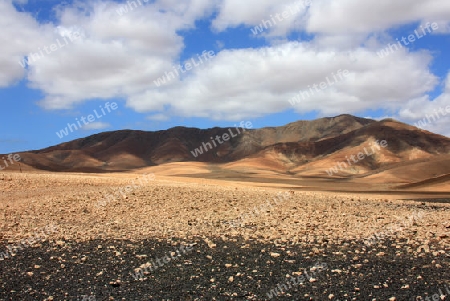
1 0 450 154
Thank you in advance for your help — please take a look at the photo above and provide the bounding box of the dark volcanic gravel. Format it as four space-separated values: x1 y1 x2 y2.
0 237 449 301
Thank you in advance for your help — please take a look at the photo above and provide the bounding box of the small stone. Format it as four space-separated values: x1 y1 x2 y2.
109 280 121 287
417 245 430 253
389 297 396 301
328 294 334 299
331 269 342 274
26 271 33 276
204 239 216 249
228 276 234 282
270 252 281 258
34 265 40 269
225 264 232 268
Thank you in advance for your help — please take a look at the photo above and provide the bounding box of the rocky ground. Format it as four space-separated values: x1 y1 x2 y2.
0 172 449 300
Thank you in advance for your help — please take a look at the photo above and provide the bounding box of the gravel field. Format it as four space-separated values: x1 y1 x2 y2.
1 173 449 300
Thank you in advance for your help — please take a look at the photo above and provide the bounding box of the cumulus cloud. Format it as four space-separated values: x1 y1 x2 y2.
0 0 55 87
28 0 190 109
126 43 438 120
307 0 450 34
396 72 450 137
212 0 311 37
212 0 450 38
4 0 215 109
2 0 450 138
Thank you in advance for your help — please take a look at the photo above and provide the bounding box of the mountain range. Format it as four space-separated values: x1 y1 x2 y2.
5 114 450 191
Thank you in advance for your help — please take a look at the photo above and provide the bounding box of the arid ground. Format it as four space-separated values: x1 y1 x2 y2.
0 167 449 300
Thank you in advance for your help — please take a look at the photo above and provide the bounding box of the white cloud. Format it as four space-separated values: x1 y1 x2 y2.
0 0 55 87
126 43 437 121
216 40 225 49
81 121 111 131
28 1 189 109
307 0 450 34
211 0 450 38
424 20 450 34
147 113 170 121
396 72 450 137
212 0 311 37
0 0 215 109
2 0 450 139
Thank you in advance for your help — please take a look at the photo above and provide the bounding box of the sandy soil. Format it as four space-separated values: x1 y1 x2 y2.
1 171 449 243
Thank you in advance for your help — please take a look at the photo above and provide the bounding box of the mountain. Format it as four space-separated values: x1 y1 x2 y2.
7 115 450 183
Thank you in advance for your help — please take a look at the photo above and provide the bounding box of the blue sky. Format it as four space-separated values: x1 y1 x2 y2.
1 0 450 153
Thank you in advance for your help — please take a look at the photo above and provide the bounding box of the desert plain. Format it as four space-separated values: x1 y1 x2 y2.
0 164 449 301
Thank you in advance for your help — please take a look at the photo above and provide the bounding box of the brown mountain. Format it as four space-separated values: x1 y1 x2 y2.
9 115 450 185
